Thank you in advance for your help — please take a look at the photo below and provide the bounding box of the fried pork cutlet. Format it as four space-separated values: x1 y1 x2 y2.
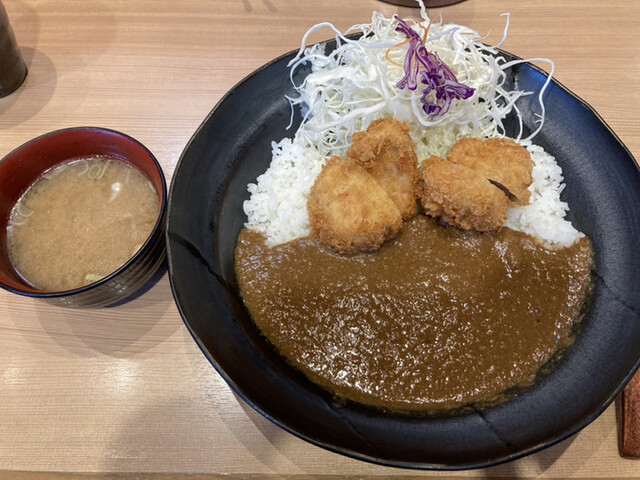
448 137 533 206
421 156 509 232
308 155 403 254
347 118 421 220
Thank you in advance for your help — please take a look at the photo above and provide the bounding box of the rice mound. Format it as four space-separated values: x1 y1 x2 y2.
244 136 583 249
243 138 325 246
505 141 583 248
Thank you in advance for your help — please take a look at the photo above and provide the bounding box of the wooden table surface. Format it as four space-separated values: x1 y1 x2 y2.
1 0 639 477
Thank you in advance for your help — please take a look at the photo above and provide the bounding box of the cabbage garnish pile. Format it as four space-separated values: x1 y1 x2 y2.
284 11 550 162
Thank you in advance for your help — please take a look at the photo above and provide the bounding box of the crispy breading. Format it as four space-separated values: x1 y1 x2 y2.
447 137 533 206
347 118 421 220
308 155 403 254
420 156 509 232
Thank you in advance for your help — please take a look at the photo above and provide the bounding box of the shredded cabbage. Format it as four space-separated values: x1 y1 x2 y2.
285 8 553 162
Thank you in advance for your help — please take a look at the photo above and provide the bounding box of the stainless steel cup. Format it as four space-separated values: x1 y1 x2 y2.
0 0 27 98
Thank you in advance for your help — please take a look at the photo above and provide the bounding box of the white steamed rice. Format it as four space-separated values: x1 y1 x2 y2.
505 141 584 248
244 138 325 246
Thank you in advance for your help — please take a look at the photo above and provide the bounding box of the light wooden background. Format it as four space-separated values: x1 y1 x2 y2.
0 0 639 477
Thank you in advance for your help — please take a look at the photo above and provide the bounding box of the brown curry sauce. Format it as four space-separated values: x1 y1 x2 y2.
235 216 594 412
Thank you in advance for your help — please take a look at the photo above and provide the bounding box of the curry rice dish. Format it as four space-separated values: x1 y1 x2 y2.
235 120 594 413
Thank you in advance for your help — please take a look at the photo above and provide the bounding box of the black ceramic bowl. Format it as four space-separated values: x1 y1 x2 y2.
0 127 167 308
167 43 640 468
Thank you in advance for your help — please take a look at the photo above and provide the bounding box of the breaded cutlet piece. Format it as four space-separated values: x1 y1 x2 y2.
308 155 403 254
347 118 421 220
421 156 509 232
448 137 533 206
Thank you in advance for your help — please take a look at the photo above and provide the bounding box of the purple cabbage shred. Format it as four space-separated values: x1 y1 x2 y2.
394 17 474 118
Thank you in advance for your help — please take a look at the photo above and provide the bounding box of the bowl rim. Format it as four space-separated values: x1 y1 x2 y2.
0 126 168 299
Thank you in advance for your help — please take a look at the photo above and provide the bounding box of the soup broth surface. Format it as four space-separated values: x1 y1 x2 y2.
8 156 160 291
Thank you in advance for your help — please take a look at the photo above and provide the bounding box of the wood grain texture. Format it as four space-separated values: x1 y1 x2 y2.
0 0 639 476
620 372 640 457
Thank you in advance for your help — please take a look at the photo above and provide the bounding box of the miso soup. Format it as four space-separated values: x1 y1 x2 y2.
7 156 160 291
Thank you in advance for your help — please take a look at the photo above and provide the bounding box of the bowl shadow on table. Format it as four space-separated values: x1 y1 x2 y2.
233 389 323 470
482 435 574 477
96 335 304 474
208 370 585 474
0 47 56 126
16 262 179 358
181 330 309 471
236 392 579 474
99 389 603 478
